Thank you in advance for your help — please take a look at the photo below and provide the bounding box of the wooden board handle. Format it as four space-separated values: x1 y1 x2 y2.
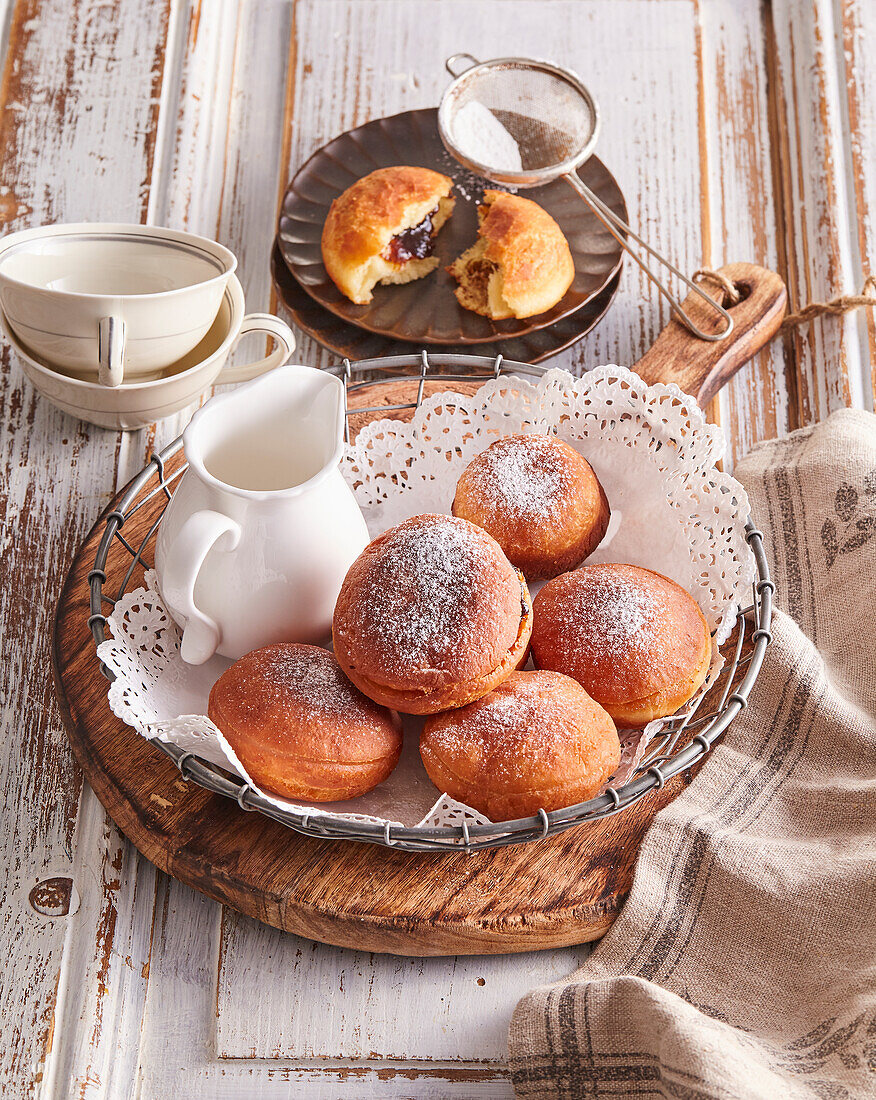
632 263 787 405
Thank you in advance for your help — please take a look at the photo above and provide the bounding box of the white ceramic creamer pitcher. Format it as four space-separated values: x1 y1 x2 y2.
155 364 369 664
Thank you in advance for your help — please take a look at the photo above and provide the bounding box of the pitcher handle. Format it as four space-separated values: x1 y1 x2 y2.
217 313 296 385
162 510 241 665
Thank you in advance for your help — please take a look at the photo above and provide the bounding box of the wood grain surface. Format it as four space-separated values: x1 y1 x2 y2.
0 1 173 1095
1 0 874 1096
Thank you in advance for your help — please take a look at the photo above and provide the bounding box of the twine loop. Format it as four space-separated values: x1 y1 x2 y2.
694 269 876 331
693 268 742 305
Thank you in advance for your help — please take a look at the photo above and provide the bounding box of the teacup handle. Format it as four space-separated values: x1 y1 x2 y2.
216 313 295 385
161 509 242 665
98 315 126 388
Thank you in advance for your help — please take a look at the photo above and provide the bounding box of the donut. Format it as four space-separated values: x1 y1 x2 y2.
531 564 712 727
451 434 610 579
321 167 455 303
448 191 574 319
208 643 403 801
332 514 532 714
420 670 620 820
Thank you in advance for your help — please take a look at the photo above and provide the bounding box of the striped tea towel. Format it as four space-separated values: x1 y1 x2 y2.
509 408 876 1100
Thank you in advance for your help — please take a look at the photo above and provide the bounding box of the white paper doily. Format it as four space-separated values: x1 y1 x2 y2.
97 366 754 829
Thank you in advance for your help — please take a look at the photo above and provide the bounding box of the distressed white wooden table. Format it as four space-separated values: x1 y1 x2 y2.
1 1 874 1096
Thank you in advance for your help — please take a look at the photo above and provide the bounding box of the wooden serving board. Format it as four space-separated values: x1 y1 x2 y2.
52 265 786 956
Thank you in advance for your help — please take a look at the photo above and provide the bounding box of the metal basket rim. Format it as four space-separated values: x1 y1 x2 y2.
85 351 773 853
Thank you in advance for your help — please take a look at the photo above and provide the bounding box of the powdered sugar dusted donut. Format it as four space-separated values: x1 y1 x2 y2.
332 514 532 714
452 434 609 580
208 643 403 801
531 564 712 727
420 670 619 820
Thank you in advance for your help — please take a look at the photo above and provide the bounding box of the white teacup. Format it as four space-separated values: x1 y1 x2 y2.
3 275 296 430
0 223 237 387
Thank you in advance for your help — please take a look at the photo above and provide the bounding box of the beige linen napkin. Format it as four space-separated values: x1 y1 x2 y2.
509 408 876 1100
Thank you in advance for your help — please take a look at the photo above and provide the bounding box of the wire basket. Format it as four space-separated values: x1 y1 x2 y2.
86 352 774 853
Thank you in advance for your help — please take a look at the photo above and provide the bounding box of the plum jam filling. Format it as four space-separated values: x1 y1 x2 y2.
382 206 439 264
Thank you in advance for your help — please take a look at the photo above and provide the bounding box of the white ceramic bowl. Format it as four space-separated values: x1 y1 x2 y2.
4 275 296 430
0 223 237 385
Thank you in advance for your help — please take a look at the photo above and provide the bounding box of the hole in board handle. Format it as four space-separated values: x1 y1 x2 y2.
724 280 752 308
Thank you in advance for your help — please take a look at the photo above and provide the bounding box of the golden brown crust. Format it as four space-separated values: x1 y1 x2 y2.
604 640 711 728
452 434 610 579
332 514 533 714
420 670 620 820
530 564 712 727
448 191 574 318
208 643 403 801
321 167 454 303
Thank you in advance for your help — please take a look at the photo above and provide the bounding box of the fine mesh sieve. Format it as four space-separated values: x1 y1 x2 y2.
438 54 733 342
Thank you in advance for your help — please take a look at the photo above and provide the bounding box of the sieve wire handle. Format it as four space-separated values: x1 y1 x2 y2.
445 53 480 77
564 171 734 342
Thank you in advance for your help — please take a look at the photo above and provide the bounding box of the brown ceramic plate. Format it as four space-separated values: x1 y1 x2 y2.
271 240 621 364
277 108 626 345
